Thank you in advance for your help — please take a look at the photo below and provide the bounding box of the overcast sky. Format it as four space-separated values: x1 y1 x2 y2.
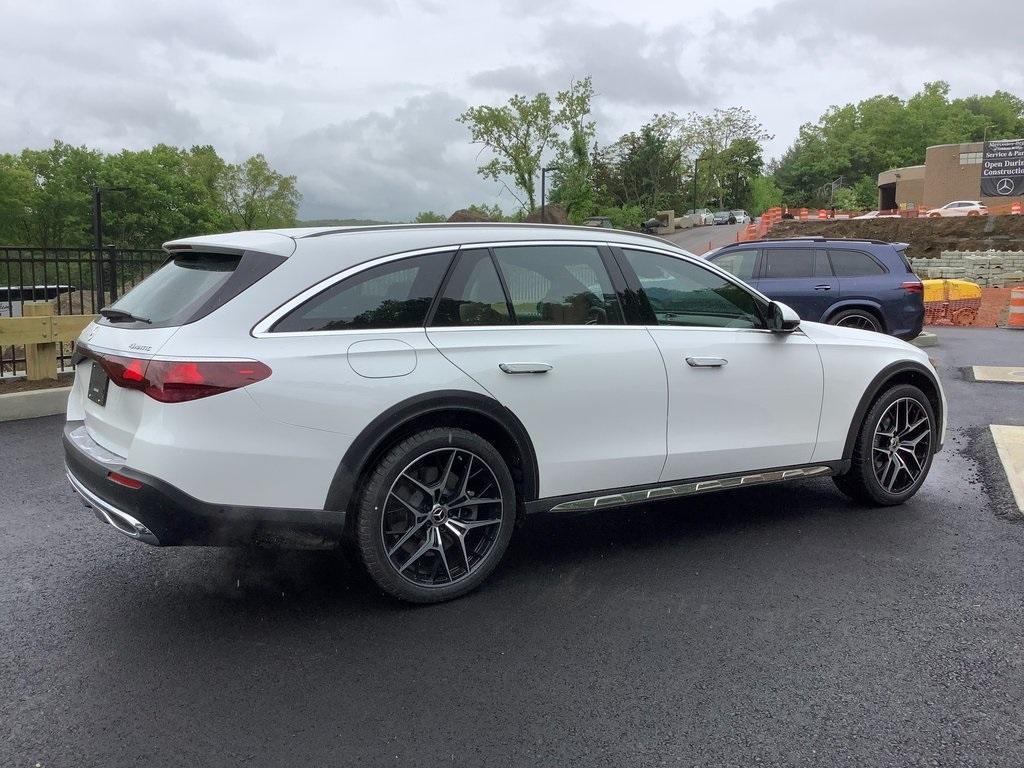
1 0 1020 221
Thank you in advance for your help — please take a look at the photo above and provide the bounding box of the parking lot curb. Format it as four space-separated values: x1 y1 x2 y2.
912 332 938 348
0 387 70 422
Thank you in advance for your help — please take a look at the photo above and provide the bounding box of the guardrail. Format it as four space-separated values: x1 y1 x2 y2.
0 301 94 380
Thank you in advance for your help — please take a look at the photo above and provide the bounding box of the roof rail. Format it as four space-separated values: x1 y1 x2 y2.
717 235 897 248
298 221 675 247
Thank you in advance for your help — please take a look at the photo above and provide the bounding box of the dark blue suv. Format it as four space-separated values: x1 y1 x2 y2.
706 237 924 339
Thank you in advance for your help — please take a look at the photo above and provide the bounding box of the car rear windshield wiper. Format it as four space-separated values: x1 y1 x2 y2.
99 308 152 324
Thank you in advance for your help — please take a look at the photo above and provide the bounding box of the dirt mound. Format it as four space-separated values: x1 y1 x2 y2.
447 208 495 223
524 204 568 224
770 216 1024 259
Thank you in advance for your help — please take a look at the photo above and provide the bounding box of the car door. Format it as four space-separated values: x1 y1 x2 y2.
755 245 838 322
828 247 893 322
615 246 824 482
426 244 668 499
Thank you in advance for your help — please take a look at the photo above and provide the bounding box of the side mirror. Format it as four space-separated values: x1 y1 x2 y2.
768 301 800 333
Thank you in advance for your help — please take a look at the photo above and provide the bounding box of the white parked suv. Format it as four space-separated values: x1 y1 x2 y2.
925 201 988 217
64 224 946 602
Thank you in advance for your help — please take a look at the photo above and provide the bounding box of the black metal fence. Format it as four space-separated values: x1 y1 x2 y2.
0 245 165 374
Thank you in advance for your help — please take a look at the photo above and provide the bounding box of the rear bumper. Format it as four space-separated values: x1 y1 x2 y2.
63 422 346 547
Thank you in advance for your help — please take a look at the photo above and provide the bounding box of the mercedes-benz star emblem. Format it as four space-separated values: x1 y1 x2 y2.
996 177 1015 195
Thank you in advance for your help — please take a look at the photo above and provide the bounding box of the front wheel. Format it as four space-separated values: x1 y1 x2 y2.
355 427 516 603
833 384 936 505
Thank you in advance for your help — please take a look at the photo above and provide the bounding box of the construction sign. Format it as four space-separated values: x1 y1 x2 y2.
981 139 1024 197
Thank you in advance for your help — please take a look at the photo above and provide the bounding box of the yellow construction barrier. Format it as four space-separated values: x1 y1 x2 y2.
922 279 982 326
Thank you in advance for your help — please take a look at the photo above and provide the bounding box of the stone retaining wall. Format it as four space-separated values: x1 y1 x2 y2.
909 250 1024 287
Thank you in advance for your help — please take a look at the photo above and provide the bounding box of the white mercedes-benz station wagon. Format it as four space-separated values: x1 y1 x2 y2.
64 224 946 602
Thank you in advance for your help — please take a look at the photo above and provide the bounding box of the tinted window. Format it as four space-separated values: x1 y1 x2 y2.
102 252 282 329
814 250 833 277
828 249 886 277
492 245 623 325
432 249 512 327
763 248 815 279
710 249 758 281
272 251 452 332
622 249 764 329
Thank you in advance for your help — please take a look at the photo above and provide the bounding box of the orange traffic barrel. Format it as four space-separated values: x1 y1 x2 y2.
1010 286 1024 329
1012 201 1022 215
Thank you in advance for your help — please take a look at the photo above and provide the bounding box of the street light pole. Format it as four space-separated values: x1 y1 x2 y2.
91 186 131 312
691 158 699 214
91 186 104 313
540 166 556 223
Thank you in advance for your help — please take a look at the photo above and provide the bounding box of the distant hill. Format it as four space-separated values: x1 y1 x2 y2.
296 218 395 227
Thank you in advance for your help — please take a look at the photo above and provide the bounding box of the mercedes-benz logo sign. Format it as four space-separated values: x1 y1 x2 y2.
996 177 1015 195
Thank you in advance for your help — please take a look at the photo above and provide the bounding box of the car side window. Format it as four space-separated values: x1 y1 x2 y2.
431 249 513 327
710 249 758 281
271 251 453 332
814 250 833 277
491 245 624 325
762 248 815 279
828 249 886 277
621 249 765 329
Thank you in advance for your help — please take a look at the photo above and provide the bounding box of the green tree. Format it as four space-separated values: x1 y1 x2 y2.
548 78 597 223
458 93 557 212
593 113 685 215
748 175 783 215
12 141 102 247
98 144 230 248
220 154 300 231
679 107 772 210
413 210 446 223
772 82 1024 205
0 154 35 243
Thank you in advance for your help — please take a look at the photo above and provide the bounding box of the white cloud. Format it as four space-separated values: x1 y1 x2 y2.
0 0 1020 220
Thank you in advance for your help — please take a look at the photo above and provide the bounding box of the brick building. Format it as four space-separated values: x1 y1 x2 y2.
878 141 1024 211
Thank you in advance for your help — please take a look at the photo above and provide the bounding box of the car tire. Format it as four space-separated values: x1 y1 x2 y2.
355 427 516 603
829 308 883 333
833 383 936 506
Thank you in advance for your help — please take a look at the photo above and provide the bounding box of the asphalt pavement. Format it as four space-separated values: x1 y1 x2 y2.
664 222 746 254
3 329 1024 767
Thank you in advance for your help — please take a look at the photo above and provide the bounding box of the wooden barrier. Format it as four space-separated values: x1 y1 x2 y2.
0 301 95 380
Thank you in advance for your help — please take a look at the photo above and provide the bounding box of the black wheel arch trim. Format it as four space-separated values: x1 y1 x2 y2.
325 389 540 514
842 360 943 460
823 300 887 329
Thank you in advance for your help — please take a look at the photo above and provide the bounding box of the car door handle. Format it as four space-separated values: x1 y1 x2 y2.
685 357 728 368
499 362 553 374
813 284 833 291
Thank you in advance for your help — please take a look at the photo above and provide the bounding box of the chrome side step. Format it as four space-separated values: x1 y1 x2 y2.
549 465 833 513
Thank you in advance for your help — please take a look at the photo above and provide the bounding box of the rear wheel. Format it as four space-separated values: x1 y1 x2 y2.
355 427 516 603
830 308 883 333
833 384 935 505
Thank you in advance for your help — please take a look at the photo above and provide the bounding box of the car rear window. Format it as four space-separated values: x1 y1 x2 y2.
100 251 284 329
828 249 887 277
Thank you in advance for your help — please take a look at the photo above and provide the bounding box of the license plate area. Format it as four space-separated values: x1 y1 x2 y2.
87 363 109 406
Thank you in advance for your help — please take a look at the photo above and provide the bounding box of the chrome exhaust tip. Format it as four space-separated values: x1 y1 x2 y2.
66 469 160 546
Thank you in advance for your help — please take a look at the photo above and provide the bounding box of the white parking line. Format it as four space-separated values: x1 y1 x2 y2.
990 425 1024 512
974 366 1024 383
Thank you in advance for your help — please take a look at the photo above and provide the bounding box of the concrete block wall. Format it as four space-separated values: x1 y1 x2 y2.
910 250 1024 287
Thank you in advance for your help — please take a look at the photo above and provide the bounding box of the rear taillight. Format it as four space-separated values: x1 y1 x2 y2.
901 281 924 294
83 348 271 403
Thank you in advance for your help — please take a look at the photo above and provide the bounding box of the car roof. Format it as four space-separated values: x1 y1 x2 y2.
163 222 685 259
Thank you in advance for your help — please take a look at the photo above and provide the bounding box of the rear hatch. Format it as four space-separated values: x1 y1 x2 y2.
72 248 284 456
